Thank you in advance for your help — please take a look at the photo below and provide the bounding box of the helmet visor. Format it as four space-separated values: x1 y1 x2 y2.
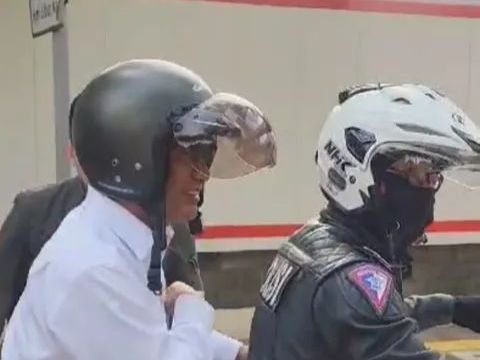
171 92 277 179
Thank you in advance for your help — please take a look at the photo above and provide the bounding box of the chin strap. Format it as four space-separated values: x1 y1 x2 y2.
386 221 405 295
147 201 167 294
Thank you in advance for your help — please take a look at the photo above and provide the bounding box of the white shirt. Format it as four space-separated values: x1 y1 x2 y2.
1 186 240 360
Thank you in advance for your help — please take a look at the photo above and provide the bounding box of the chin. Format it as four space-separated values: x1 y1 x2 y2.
184 208 198 221
168 206 197 223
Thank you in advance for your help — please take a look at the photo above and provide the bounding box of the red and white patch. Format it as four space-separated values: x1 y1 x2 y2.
347 264 393 316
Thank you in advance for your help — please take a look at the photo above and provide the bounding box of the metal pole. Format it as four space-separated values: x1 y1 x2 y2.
52 1 70 181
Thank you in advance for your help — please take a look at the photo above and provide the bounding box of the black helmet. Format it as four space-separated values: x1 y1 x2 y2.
72 58 277 211
71 59 214 205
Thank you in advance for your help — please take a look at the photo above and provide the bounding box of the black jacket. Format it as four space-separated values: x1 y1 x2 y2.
248 211 454 360
0 177 202 331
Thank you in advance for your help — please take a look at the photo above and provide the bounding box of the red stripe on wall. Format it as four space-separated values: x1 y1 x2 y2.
200 224 300 238
199 220 480 239
196 0 480 18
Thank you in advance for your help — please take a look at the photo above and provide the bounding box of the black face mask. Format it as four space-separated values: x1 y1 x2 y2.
359 171 436 291
356 171 436 270
376 172 435 248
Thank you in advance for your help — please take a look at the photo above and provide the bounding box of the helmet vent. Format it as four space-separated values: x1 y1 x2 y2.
392 97 411 105
338 83 393 104
425 93 436 100
345 127 376 163
396 123 449 137
328 168 347 191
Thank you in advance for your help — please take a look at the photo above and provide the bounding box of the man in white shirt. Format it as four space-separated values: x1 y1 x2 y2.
1 59 277 360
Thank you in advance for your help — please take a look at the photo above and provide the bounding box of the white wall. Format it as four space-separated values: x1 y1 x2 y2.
0 0 57 220
1 0 480 248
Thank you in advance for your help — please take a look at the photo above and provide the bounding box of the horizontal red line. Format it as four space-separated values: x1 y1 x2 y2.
199 220 480 239
196 0 480 18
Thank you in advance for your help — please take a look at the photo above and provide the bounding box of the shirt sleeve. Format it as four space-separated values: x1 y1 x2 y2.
48 265 215 360
211 330 242 360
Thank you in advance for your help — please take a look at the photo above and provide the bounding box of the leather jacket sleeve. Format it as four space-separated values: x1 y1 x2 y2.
403 294 454 331
313 263 441 360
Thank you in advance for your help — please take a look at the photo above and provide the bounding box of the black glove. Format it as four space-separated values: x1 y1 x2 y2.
453 295 480 332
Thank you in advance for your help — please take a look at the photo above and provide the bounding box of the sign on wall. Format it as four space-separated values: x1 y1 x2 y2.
29 0 66 38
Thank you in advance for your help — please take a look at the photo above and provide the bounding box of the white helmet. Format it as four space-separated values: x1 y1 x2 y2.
316 83 480 212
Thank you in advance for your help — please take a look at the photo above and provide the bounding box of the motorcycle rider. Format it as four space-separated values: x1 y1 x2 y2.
249 83 480 360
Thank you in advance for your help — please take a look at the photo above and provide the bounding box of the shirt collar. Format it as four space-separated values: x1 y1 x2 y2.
82 185 154 261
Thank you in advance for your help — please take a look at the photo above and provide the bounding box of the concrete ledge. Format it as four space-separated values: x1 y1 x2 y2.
214 307 254 341
426 340 480 353
445 351 480 360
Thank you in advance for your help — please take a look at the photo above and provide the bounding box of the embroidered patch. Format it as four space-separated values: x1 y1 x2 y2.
260 255 299 311
347 264 393 316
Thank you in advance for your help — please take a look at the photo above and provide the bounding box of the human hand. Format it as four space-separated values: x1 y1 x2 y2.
162 281 204 316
